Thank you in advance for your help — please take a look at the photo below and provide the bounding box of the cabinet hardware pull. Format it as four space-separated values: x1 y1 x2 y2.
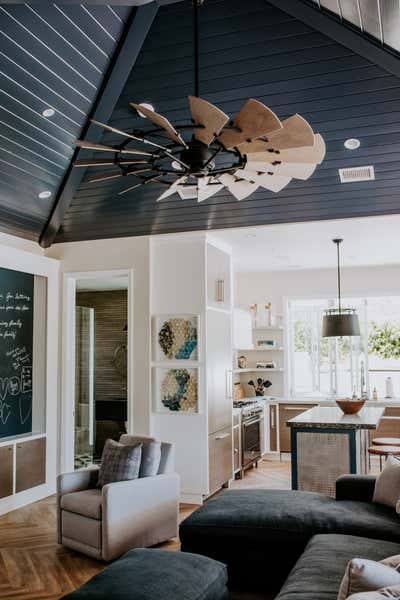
215 433 230 440
17 445 22 449
8 447 12 451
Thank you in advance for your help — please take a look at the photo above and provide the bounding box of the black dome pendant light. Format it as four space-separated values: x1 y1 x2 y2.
322 239 360 338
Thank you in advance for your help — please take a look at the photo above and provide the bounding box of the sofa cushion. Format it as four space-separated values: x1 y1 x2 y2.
276 534 400 600
62 511 101 551
337 558 400 600
119 435 161 477
60 548 229 599
180 489 400 590
98 439 142 488
373 456 400 509
61 489 102 520
180 489 400 547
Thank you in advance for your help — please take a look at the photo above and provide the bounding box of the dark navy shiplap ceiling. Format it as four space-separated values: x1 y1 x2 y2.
0 3 131 240
1 0 400 244
56 0 400 243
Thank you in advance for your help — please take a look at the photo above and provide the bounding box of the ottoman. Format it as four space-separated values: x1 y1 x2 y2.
61 548 229 599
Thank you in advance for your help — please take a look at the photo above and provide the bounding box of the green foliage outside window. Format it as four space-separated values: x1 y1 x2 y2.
293 319 353 360
369 321 400 360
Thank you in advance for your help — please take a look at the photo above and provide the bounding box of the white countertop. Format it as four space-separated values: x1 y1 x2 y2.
287 406 384 429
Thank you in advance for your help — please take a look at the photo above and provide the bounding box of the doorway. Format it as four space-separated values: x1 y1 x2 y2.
61 270 132 472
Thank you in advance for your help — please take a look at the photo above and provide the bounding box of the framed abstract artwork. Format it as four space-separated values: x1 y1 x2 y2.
153 314 199 363
153 366 199 413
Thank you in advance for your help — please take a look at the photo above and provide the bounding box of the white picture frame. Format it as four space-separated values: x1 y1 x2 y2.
153 366 199 414
152 314 200 363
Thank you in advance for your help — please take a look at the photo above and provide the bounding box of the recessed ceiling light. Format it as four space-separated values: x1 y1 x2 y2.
344 138 360 150
42 108 55 118
38 190 52 199
171 160 183 171
137 102 154 118
245 233 257 238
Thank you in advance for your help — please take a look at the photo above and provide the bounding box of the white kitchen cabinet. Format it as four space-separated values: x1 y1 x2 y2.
207 309 232 434
233 308 253 349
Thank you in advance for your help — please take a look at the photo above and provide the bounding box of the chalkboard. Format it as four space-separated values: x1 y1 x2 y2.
0 267 34 438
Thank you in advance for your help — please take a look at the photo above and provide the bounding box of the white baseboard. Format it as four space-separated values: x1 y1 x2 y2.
0 483 56 516
180 493 203 505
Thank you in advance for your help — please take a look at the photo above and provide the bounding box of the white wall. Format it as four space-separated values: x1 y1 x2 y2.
46 236 152 449
0 232 44 256
150 236 208 503
235 264 400 399
235 265 400 312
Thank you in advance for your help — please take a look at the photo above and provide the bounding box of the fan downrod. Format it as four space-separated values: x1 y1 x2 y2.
180 139 215 174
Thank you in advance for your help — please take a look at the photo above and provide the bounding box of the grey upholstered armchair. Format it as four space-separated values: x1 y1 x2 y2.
57 436 180 561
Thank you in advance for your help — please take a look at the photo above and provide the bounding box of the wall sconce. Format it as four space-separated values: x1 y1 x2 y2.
215 279 225 303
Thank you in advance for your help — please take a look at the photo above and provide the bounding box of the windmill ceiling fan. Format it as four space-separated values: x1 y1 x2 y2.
73 0 326 202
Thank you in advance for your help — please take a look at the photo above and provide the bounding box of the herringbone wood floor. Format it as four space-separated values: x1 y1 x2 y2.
0 459 291 599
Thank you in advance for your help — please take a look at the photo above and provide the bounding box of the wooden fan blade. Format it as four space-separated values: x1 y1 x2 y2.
118 174 162 196
177 186 198 200
188 96 229 146
90 167 152 185
219 173 258 200
238 114 315 153
263 114 314 150
91 119 143 141
118 182 143 195
218 99 282 150
237 169 291 192
156 176 187 202
75 140 118 152
245 160 317 180
74 159 146 167
130 103 187 148
266 114 314 149
246 134 325 165
197 177 224 202
89 171 123 183
271 161 316 180
75 140 152 156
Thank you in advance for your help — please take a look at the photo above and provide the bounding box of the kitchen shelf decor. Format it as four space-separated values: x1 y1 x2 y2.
153 314 199 362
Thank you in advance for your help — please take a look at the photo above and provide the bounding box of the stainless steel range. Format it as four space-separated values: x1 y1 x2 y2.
233 400 264 475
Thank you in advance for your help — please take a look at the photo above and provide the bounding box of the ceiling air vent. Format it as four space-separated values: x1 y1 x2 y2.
338 165 375 183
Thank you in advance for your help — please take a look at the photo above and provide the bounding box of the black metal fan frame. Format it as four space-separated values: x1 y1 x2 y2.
112 130 246 189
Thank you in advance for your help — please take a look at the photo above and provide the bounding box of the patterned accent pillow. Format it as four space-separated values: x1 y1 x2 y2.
97 439 142 488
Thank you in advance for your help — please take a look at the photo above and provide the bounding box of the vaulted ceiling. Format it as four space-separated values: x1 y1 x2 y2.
0 2 131 241
1 0 400 245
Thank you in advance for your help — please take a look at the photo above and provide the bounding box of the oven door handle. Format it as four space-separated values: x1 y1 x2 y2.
243 417 261 427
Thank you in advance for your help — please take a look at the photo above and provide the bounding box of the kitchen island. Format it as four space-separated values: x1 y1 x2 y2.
287 406 384 497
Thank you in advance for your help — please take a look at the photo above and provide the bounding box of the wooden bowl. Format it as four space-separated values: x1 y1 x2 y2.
336 398 365 415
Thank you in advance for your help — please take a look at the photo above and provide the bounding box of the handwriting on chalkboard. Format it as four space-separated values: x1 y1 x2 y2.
0 291 31 341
